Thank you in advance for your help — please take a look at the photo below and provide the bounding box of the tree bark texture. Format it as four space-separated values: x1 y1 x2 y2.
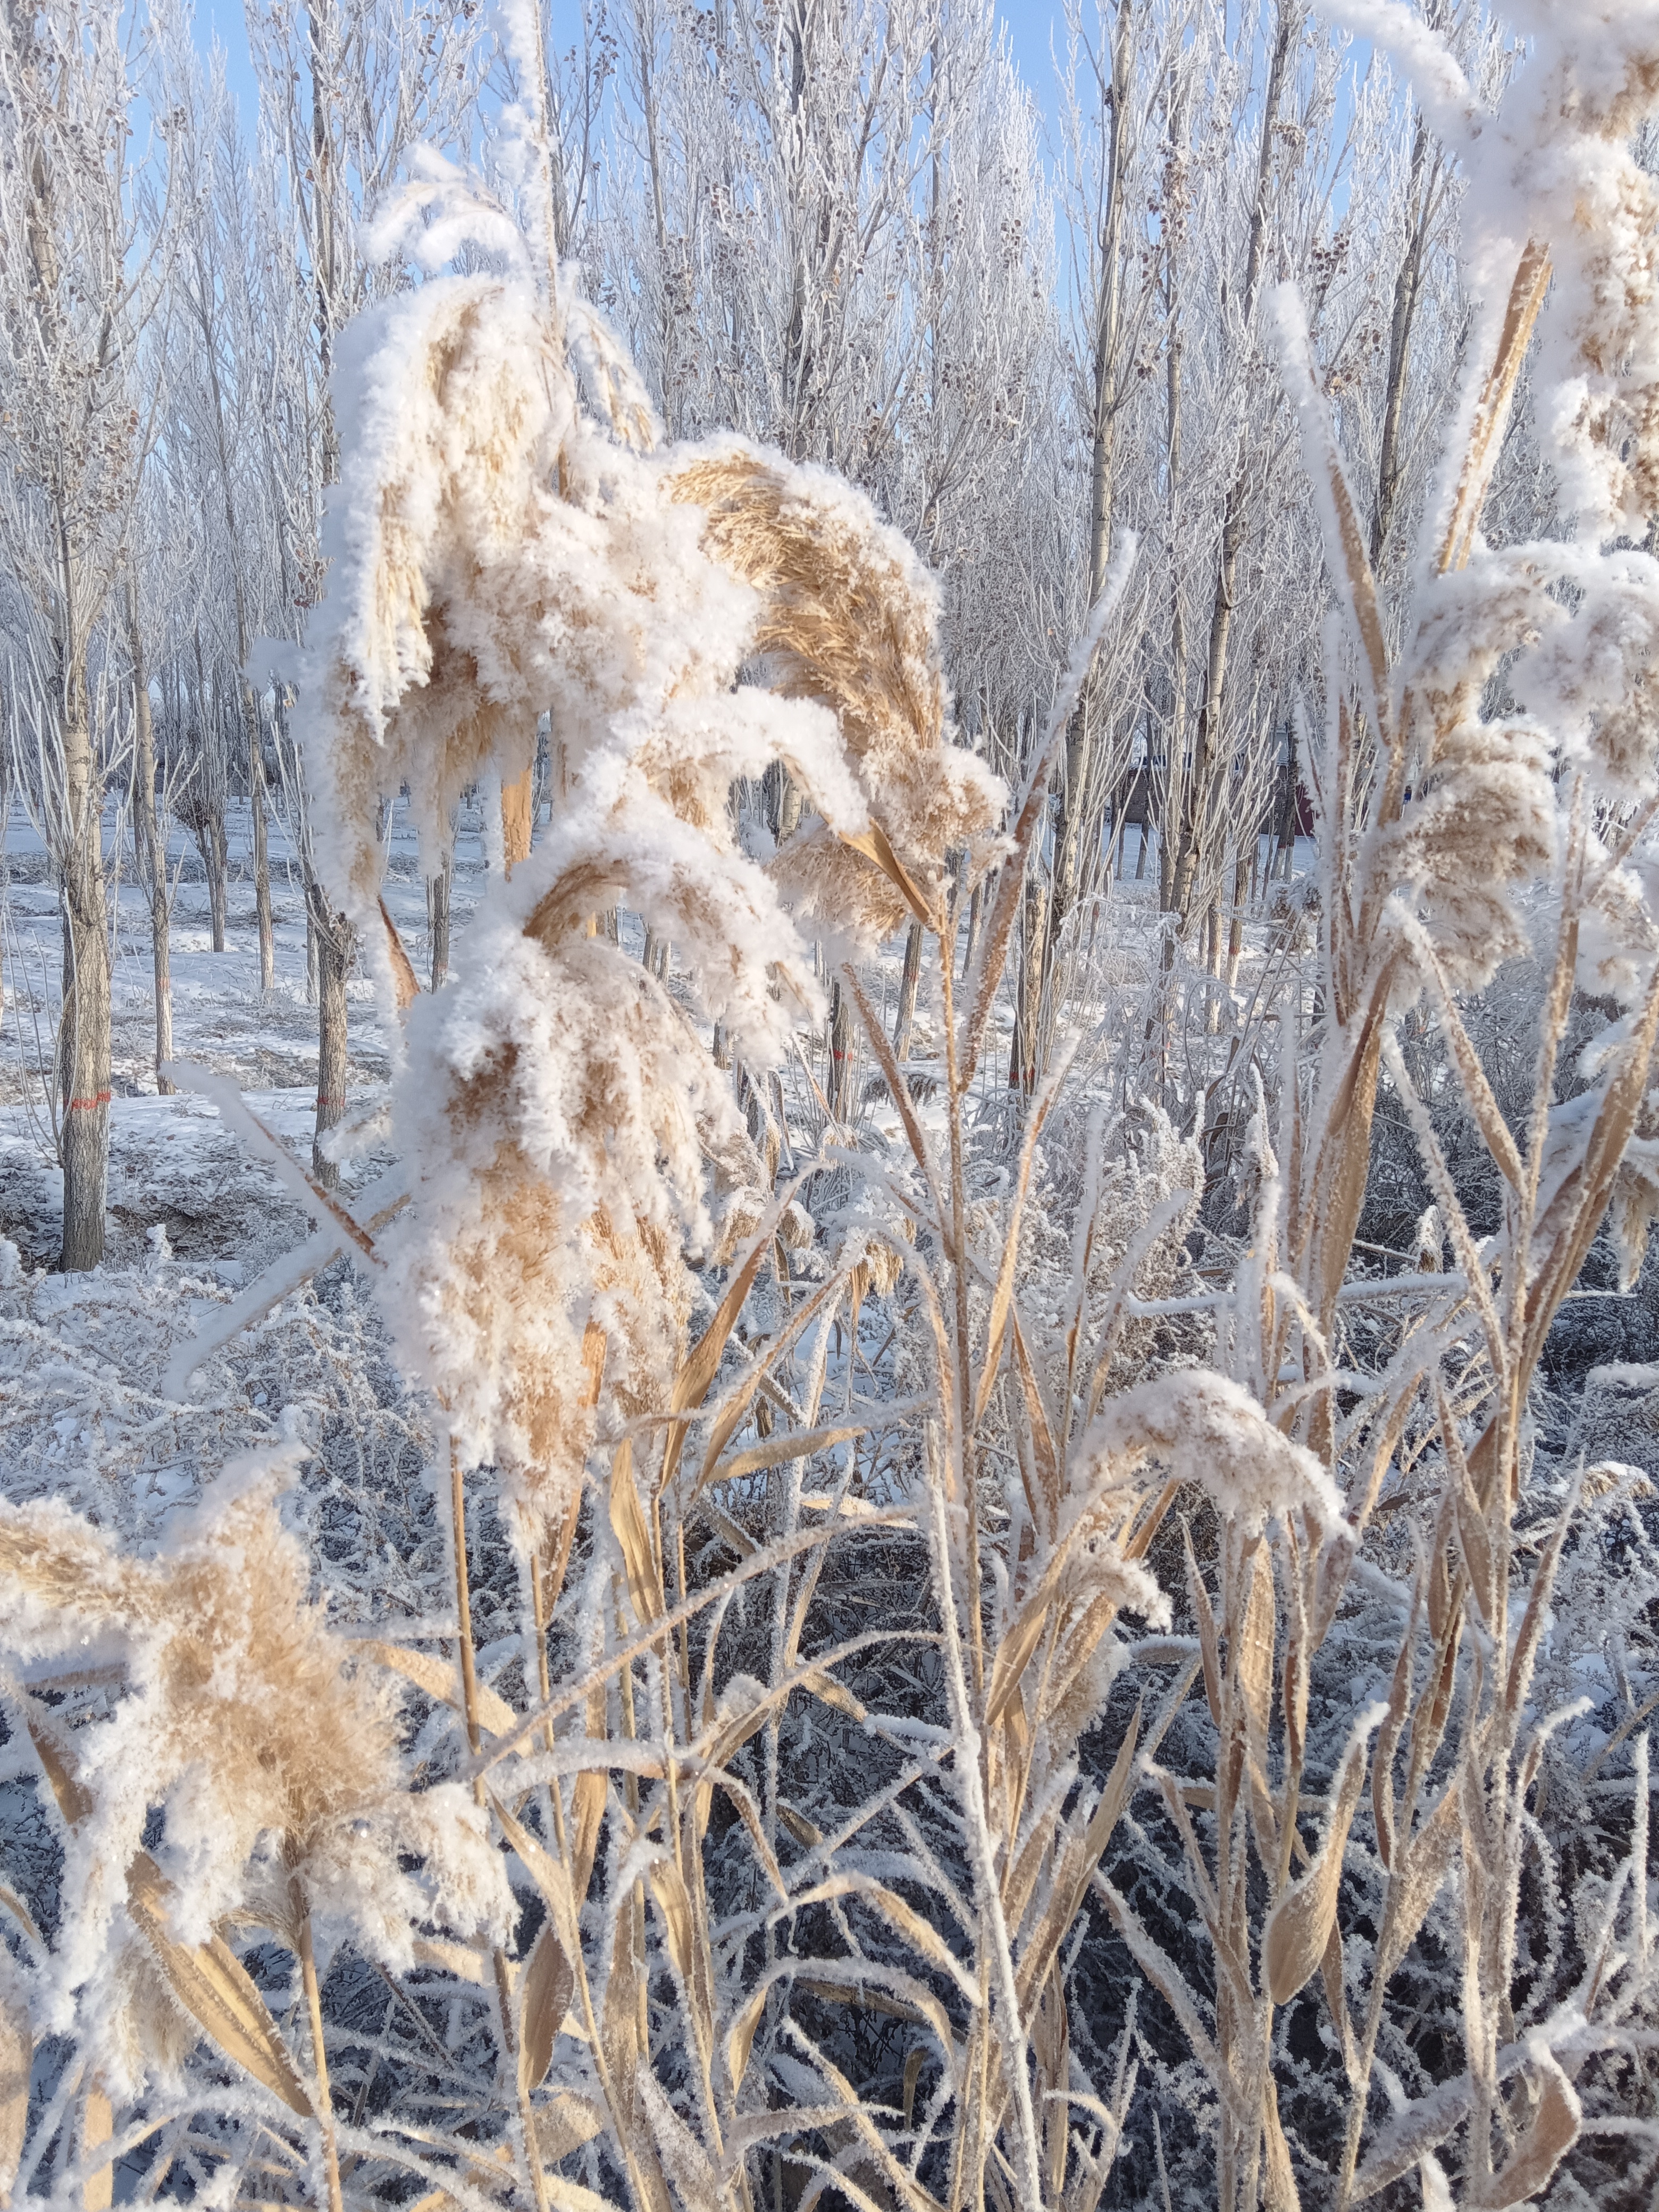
307 873 352 1189
57 683 110 1272
1372 115 1434 569
428 853 451 989
1031 0 1137 1073
248 701 274 991
501 765 534 873
828 978 852 1123
128 584 173 1095
1009 869 1047 1095
891 919 924 1063
1168 0 1295 935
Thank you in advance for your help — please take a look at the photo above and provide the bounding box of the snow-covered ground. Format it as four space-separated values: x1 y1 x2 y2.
0 787 1322 1536
0 793 477 1268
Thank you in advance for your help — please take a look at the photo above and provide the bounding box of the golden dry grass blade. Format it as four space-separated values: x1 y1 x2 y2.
969 1087 1057 1436
1262 2075 1301 2212
725 1980 768 2098
1125 1478 1180 1564
1438 239 1552 577
1008 1309 1061 1539
695 1269 850 1495
1415 937 1525 1192
1237 1543 1276 1746
665 1207 794 1493
1183 1528 1223 1728
379 898 421 1010
704 1413 896 1488
801 1667 867 1723
411 1937 488 1984
0 1887 37 1949
785 1875 978 2005
490 1796 579 1945
1488 2056 1580 2207
542 2174 633 2212
1304 977 1391 1330
124 1854 311 2115
837 822 936 928
777 1800 821 1848
1504 1489 1578 1721
1015 1707 1141 2014
840 963 940 1204
80 2084 111 2212
902 2048 924 2129
364 1640 518 1741
533 2092 606 2166
1263 1728 1371 2006
517 1921 574 2098
1371 1632 1414 1874
984 1564 1063 1732
1522 952 1659 1385
645 1859 717 2083
500 768 534 873
27 1719 91 1829
609 1440 663 1627
794 1970 949 2041
0 1946 29 2210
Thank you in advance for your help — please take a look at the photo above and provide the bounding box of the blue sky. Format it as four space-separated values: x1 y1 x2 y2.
191 1 1070 148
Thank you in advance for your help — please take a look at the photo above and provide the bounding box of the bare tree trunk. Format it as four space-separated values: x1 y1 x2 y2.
1033 0 1138 1065
828 978 852 1122
249 706 274 991
428 850 451 989
1169 0 1296 934
1158 96 1188 953
194 231 276 994
1009 869 1046 1094
764 760 805 847
307 874 351 1189
891 919 924 1062
1226 850 1249 990
1274 714 1300 882
1372 113 1435 570
127 583 173 1095
188 631 229 953
206 816 228 952
501 766 534 873
1203 899 1223 1034
57 666 110 1272
962 877 984 972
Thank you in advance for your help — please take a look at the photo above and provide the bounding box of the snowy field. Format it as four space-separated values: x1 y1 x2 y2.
0 790 1209 1273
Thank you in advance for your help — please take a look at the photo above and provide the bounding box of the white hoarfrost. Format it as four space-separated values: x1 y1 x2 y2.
297 185 1003 1541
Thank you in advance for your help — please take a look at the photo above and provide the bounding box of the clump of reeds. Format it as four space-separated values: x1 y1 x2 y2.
3 12 1659 2212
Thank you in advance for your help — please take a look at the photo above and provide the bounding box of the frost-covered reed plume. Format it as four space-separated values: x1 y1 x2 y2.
301 174 1001 1552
